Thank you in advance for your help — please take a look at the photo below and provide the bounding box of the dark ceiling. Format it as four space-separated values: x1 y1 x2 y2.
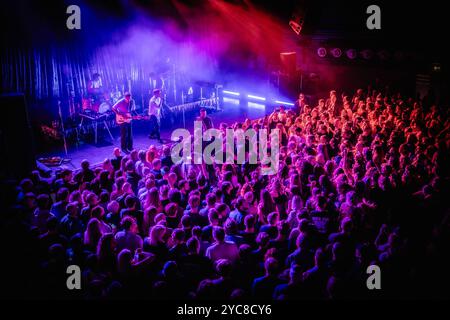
0 0 447 58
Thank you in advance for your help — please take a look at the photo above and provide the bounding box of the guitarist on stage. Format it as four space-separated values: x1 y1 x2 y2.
112 92 134 153
148 88 163 143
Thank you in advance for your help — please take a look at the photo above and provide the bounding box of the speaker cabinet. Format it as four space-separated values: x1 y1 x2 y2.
0 93 36 179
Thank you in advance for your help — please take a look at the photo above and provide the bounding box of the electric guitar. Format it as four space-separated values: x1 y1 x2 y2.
115 112 149 125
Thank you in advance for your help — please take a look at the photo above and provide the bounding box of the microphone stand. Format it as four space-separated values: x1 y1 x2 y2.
58 100 69 157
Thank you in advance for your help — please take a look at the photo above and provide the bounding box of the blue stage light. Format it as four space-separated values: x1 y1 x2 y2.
222 90 240 96
223 97 240 105
247 94 266 101
248 102 265 110
274 100 294 106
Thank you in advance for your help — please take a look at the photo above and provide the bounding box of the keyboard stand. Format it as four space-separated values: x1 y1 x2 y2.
79 112 115 145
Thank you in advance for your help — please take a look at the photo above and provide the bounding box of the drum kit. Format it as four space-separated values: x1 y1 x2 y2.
81 90 118 116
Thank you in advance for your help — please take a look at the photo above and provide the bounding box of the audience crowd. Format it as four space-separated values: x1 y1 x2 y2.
1 86 449 299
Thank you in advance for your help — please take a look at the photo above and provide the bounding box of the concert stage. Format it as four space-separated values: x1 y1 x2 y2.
36 99 269 171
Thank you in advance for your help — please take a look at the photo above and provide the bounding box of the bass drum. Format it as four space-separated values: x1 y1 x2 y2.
98 102 111 114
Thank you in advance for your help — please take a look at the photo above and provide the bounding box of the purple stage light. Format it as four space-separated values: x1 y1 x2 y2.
346 49 357 60
330 48 342 58
317 47 327 58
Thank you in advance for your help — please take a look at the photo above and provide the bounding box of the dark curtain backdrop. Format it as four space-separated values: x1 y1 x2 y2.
1 45 152 119
0 43 263 122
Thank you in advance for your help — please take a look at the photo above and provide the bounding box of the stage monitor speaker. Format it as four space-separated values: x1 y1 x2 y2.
0 93 36 179
280 52 297 76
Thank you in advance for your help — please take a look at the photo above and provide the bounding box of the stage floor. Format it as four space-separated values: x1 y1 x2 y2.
36 101 269 171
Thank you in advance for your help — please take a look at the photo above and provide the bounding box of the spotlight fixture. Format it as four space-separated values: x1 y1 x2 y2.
361 49 374 60
432 63 441 72
330 48 342 58
317 47 327 58
377 50 390 60
289 6 305 36
346 49 357 60
289 19 303 36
